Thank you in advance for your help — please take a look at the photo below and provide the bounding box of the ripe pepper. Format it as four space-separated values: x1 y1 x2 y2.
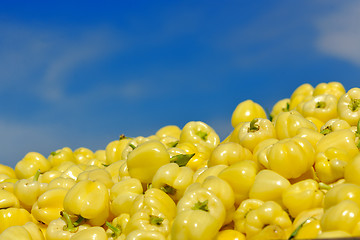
315 146 351 183
39 170 62 184
110 178 143 216
0 189 20 208
121 136 150 160
73 147 94 165
177 182 226 228
47 177 76 190
118 161 130 180
297 94 338 123
105 160 126 183
260 136 315 179
126 229 166 240
289 208 323 239
208 142 252 167
320 118 351 135
338 87 360 126
14 169 48 210
151 163 193 202
289 83 314 110
48 147 75 168
0 221 44 240
345 153 360 185
233 198 264 234
31 187 68 225
194 164 227 184
323 183 360 209
305 116 325 131
185 152 208 171
0 163 16 179
131 188 177 221
105 213 129 240
170 208 221 240
218 160 259 206
231 100 267 128
124 207 170 237
313 81 346 100
320 199 360 235
105 137 130 165
282 179 324 218
237 118 276 152
295 127 323 149
126 140 170 184
178 121 220 153
215 229 246 240
156 125 181 139
249 169 291 206
76 168 114 189
244 200 292 239
0 207 34 233
274 110 317 140
15 152 51 179
270 98 290 121
69 226 107 240
63 179 110 226
252 138 278 169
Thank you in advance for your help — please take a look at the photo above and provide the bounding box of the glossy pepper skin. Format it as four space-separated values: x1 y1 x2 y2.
0 221 45 240
208 142 252 167
282 179 324 218
15 152 51 179
105 137 130 165
231 100 267 128
290 208 323 240
0 207 34 234
289 83 314 110
151 162 193 202
338 87 360 126
45 215 90 240
178 121 220 153
63 179 110 226
297 94 338 123
69 226 107 240
126 140 170 184
244 201 293 240
323 183 360 209
270 98 290 121
313 81 346 100
320 118 351 135
260 136 315 179
237 118 276 152
0 189 20 208
48 147 75 168
344 153 360 185
233 198 264 233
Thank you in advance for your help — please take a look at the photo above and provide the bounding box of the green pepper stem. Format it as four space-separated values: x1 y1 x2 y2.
61 211 78 233
73 215 85 227
149 215 164 226
33 169 41 182
160 184 177 195
196 131 208 141
315 101 326 109
129 143 136 150
249 118 260 132
170 153 195 167
320 126 332 135
319 182 332 191
192 200 209 212
350 99 360 112
105 221 122 237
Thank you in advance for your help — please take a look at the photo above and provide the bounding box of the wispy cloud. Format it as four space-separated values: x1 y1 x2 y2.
315 1 360 66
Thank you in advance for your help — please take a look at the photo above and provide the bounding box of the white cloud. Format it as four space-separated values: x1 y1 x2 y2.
315 1 360 65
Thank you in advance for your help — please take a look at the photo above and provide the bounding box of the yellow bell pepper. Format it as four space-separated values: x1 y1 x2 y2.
344 153 360 185
121 136 150 160
0 189 20 208
244 200 293 239
233 198 264 234
63 179 110 226
118 160 130 180
313 81 346 99
227 122 246 144
0 164 16 179
231 100 267 128
59 163 87 180
323 183 360 209
289 83 314 110
152 163 193 202
185 152 208 171
320 118 351 135
110 178 143 216
177 182 226 228
105 213 129 240
47 177 76 190
297 94 338 123
156 125 181 139
38 170 62 184
45 213 90 240
316 128 359 158
105 137 130 165
215 229 246 240
0 181 15 194
237 118 276 152
69 226 107 240
252 138 278 169
305 116 325 131
208 142 252 167
14 169 48 210
76 168 114 189
0 221 44 240
126 140 170 184
218 160 259 206
282 179 324 218
126 229 166 240
124 207 170 237
0 207 34 233
315 146 352 183
15 152 51 179
73 147 94 165
48 147 75 168
105 160 126 183
170 208 221 240
317 230 352 239
31 187 68 225
289 208 323 239
194 164 227 183
274 110 317 140
131 188 177 221
338 87 360 126
249 169 291 206
320 199 360 235
178 121 220 153
295 127 323 149
260 136 315 179
270 98 290 121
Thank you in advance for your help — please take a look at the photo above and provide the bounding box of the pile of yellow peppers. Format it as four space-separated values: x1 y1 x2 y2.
1 81 360 240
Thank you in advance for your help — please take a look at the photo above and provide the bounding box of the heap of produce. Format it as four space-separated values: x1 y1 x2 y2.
1 81 360 240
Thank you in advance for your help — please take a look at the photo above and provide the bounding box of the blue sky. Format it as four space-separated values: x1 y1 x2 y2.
1 0 360 168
